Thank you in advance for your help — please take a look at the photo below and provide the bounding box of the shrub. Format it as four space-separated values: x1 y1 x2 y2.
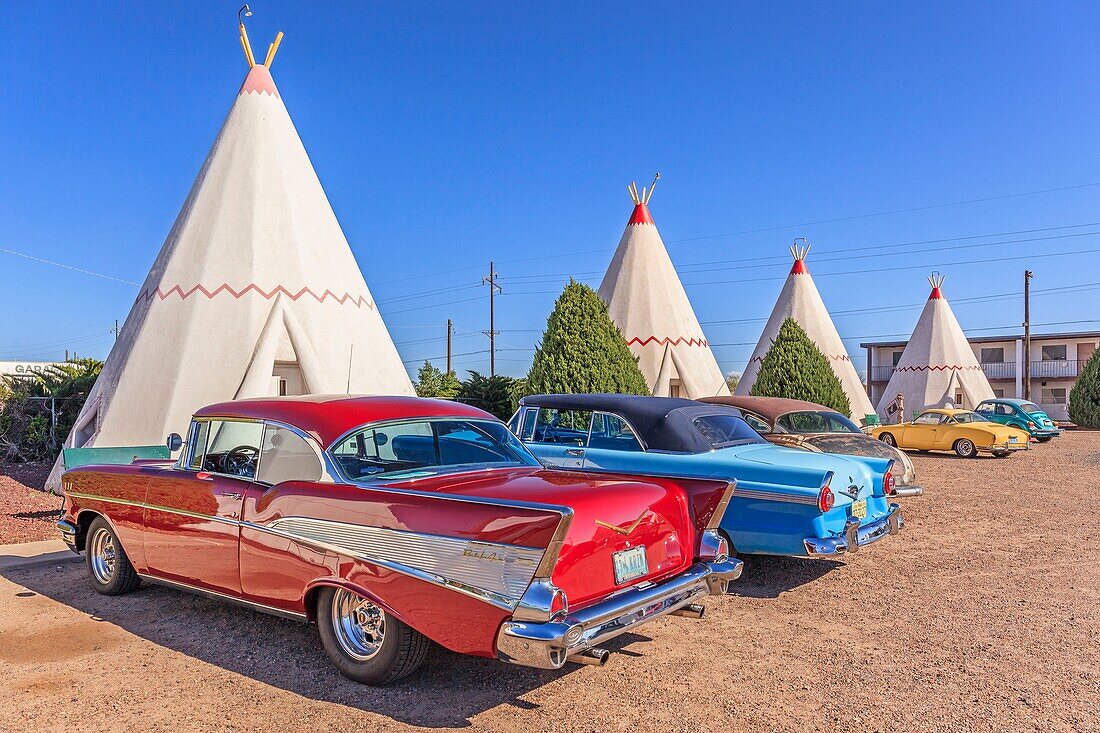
526 279 649 396
1069 348 1100 427
0 358 103 462
750 318 851 415
458 371 520 421
414 361 461 400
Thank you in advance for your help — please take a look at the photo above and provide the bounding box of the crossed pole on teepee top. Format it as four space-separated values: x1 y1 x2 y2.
238 4 284 69
928 271 946 289
627 172 661 205
790 237 810 262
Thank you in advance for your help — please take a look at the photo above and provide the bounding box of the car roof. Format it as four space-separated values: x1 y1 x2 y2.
921 408 972 415
982 398 1031 406
699 395 831 422
194 395 495 448
517 393 748 452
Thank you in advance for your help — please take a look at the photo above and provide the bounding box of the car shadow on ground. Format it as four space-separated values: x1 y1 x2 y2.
728 554 841 599
2 559 652 728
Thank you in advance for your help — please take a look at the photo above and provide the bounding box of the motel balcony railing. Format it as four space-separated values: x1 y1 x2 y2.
871 360 1081 383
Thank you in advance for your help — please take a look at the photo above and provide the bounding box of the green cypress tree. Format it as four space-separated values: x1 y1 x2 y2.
750 317 851 415
526 279 650 396
1069 347 1100 427
458 371 519 420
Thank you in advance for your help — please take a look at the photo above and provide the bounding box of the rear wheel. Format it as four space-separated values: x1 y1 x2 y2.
316 586 429 685
879 433 897 447
85 517 141 595
992 451 1011 458
1036 436 1053 443
954 439 978 459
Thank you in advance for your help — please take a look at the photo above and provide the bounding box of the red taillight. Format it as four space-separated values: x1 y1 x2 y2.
818 484 834 513
1027 421 1036 429
882 470 896 496
549 588 568 620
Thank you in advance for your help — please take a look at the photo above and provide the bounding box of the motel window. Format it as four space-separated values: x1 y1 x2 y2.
1041 345 1067 361
891 351 904 366
980 347 1005 364
992 389 1005 398
1041 388 1067 404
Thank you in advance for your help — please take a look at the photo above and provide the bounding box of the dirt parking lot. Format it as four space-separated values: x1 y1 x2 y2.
1 434 1097 732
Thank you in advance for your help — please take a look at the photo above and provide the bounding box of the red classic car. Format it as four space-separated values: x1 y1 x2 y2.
58 395 742 684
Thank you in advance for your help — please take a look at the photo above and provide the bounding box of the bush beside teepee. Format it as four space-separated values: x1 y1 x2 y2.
526 280 650 396
1069 348 1100 428
750 317 851 415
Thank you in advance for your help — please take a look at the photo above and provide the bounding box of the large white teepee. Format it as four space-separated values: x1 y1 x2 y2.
737 242 876 419
48 29 412 489
877 273 994 417
598 176 729 399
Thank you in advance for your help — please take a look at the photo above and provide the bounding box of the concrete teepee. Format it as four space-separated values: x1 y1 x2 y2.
877 273 994 417
598 175 729 399
737 241 876 419
47 24 412 490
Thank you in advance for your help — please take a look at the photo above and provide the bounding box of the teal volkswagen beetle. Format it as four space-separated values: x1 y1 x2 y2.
509 394 905 559
975 398 1062 442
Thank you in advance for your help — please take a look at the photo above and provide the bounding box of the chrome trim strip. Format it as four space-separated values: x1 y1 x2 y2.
734 487 818 505
264 516 544 604
241 520 523 612
137 573 308 622
66 491 239 526
705 481 736 530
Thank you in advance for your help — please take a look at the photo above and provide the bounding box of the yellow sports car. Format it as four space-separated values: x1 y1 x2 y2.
869 408 1030 458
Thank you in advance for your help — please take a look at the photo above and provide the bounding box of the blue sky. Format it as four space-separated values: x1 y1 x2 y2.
3 1 1100 380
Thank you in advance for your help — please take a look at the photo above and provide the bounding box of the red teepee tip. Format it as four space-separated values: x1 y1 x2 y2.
628 203 654 225
929 287 943 300
239 65 280 97
790 258 808 275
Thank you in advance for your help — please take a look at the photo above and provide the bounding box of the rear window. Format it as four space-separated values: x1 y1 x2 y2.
1019 402 1042 413
692 414 765 449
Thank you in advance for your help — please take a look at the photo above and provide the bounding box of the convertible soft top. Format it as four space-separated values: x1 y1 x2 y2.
517 394 750 453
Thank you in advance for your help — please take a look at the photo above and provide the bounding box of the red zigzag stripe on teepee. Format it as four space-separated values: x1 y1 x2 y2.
135 283 376 310
627 336 709 348
893 365 984 372
748 354 852 364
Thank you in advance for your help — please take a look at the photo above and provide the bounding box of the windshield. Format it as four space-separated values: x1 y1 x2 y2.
1019 402 1043 414
950 411 987 424
692 414 766 448
329 418 540 481
774 411 861 434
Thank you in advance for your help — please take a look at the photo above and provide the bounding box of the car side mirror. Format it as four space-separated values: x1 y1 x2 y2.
166 433 184 453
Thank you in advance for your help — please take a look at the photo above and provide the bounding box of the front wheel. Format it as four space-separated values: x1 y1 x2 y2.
85 517 142 595
1036 436 1053 443
316 586 429 685
992 451 1011 458
954 439 978 458
879 433 897 447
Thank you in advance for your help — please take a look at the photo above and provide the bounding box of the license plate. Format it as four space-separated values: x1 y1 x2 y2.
851 499 867 519
1009 436 1019 443
612 545 648 585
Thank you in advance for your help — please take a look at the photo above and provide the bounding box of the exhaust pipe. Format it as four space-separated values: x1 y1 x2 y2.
891 486 924 498
671 603 705 619
568 648 610 666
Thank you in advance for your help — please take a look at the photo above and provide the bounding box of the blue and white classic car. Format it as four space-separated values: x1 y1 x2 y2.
509 394 905 558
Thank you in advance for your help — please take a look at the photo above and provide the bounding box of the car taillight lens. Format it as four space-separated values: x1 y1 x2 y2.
714 534 730 564
550 587 568 620
882 470 896 496
818 484 834 513
1027 421 1036 429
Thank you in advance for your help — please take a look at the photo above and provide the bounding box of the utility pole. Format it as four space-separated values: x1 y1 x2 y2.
446 319 453 374
483 262 502 376
1023 270 1033 400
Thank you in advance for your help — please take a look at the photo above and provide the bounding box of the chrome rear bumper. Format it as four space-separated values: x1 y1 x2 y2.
57 519 80 553
495 557 743 670
803 503 902 557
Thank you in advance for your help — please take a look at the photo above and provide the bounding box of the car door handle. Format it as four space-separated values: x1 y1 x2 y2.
565 448 585 457
219 491 243 500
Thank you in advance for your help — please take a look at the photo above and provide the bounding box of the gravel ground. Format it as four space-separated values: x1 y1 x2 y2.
0 433 1097 732
0 461 60 543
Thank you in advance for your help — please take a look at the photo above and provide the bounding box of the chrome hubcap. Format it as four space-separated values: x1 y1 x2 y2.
331 588 385 661
89 527 116 584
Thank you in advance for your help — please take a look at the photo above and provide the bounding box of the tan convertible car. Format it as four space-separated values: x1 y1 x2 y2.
699 396 922 497
868 408 1030 458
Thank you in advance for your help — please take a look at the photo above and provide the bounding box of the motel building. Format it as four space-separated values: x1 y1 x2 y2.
862 330 1100 422
0 361 61 379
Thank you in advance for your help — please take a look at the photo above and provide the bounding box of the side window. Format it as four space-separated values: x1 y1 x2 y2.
975 403 994 415
204 420 266 479
530 408 592 446
256 424 323 485
514 408 538 441
914 412 942 425
186 420 210 470
588 412 643 452
742 412 771 434
995 404 1014 416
